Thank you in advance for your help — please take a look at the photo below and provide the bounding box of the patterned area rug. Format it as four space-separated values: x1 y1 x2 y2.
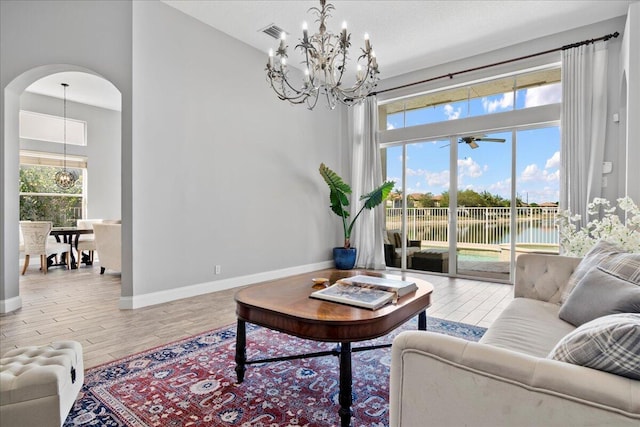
65 317 485 427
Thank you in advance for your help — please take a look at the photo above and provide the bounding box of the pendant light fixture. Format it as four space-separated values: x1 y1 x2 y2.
54 83 78 190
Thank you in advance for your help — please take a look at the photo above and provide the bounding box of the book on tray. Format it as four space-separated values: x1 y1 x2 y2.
309 275 418 310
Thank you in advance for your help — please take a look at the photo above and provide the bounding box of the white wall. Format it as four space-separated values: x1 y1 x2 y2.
621 3 640 203
125 1 344 306
1 0 132 313
2 0 346 312
19 92 121 220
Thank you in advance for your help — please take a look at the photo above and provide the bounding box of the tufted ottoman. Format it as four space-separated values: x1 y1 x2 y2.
0 341 83 427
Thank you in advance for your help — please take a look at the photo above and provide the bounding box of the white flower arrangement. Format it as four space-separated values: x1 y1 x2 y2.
556 196 640 256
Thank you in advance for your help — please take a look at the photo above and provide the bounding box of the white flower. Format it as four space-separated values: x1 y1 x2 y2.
556 196 640 256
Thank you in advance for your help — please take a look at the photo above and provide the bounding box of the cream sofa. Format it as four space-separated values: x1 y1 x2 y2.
390 253 640 426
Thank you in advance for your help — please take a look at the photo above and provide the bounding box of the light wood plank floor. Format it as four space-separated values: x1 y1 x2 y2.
1 263 513 369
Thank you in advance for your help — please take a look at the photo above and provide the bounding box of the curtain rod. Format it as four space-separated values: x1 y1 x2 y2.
372 31 620 97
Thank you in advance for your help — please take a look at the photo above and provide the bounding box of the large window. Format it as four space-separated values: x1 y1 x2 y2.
19 152 86 227
379 65 561 282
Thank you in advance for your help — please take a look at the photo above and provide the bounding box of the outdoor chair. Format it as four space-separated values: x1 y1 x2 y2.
20 221 71 274
384 229 422 268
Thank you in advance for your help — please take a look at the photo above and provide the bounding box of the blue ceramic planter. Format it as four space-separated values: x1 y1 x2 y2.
333 247 357 270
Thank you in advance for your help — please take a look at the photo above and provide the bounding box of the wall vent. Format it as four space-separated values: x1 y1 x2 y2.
260 24 286 39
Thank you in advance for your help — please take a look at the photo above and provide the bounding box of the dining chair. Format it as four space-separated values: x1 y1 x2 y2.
93 223 121 274
76 219 103 265
20 221 71 274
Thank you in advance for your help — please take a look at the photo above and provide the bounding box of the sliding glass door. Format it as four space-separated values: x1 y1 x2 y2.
382 125 560 282
454 131 512 280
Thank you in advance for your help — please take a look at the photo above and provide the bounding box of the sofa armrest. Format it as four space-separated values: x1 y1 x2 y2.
390 331 640 427
514 253 582 304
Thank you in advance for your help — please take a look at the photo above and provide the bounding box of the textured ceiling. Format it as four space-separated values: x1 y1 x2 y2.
25 1 635 109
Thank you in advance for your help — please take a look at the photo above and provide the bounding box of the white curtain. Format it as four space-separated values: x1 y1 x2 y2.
560 42 609 227
349 96 386 269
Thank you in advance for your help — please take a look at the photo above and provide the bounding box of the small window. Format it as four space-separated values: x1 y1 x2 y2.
379 67 561 130
19 110 87 146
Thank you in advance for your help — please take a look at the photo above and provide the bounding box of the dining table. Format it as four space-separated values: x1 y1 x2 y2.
50 227 94 269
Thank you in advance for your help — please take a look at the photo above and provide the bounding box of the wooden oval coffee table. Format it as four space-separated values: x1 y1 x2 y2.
234 269 434 427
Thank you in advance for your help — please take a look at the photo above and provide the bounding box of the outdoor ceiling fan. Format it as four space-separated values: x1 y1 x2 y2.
440 135 506 149
459 135 506 149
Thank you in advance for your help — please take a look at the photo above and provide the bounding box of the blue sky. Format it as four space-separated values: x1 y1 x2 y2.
385 83 561 204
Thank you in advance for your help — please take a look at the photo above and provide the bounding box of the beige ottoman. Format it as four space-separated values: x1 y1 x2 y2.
0 341 83 427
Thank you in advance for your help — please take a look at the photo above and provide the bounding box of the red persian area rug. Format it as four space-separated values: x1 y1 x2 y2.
64 317 485 427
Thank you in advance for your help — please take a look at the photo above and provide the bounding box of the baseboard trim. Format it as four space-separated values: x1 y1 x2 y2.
118 261 334 310
0 296 23 313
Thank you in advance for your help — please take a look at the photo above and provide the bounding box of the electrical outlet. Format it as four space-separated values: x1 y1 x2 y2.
215 265 221 274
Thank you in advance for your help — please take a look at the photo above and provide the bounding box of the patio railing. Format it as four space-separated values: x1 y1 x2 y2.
386 206 559 247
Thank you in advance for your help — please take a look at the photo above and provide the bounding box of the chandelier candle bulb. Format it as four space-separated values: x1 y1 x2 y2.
364 33 370 51
279 32 286 52
268 49 274 68
302 21 308 42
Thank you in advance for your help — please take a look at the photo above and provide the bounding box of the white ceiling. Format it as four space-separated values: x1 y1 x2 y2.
25 72 121 111
163 0 634 77
24 0 635 111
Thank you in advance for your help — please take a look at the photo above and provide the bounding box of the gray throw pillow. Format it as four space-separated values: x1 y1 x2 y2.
561 240 625 304
549 313 640 380
598 252 640 284
558 266 640 326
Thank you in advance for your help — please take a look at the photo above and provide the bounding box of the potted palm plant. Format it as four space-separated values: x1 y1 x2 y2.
319 163 394 269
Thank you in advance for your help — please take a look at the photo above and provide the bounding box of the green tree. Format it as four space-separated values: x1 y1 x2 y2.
20 165 83 227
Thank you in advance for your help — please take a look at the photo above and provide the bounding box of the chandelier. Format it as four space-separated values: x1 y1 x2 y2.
265 0 379 110
54 83 78 190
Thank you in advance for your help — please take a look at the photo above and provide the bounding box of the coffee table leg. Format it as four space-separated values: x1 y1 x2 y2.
338 342 352 427
418 310 427 330
235 319 246 383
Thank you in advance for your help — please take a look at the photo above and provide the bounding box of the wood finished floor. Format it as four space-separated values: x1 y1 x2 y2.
1 263 513 369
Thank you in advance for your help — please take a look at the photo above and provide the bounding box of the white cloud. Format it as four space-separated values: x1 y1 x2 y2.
482 92 513 113
387 123 395 130
406 167 418 176
521 164 540 181
443 104 461 120
546 170 560 181
458 157 483 178
425 170 450 187
488 178 512 196
525 83 562 108
545 151 560 169
521 163 558 182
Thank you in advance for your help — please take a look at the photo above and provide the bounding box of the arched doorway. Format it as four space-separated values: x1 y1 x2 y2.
2 65 121 313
